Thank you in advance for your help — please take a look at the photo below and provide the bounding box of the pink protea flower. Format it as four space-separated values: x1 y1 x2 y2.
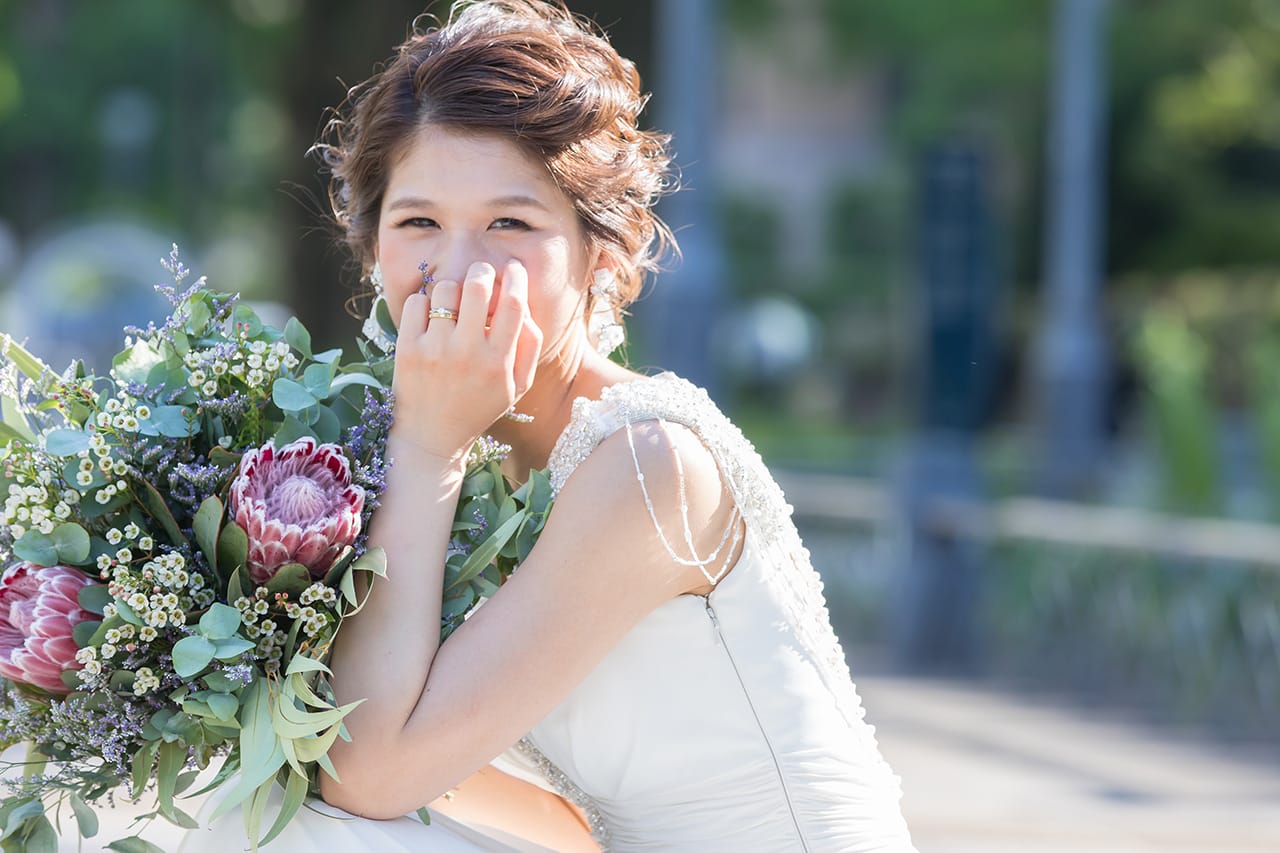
230 436 365 584
0 563 98 695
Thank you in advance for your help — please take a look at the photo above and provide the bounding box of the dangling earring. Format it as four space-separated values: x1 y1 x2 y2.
362 261 396 353
588 269 625 356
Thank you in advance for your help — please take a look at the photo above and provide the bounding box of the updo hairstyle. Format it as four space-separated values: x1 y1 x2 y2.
314 0 676 314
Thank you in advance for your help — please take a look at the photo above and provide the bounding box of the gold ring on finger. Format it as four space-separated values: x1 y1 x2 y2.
428 308 459 321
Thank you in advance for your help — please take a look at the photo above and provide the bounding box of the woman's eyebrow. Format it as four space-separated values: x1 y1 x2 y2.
385 194 551 212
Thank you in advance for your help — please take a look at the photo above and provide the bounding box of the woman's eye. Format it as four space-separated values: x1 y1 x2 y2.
398 217 438 228
490 217 529 230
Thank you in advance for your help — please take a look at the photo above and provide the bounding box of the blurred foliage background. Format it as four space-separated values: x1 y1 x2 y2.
1 0 1278 738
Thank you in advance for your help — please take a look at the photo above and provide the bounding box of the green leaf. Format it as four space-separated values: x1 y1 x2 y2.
206 692 239 721
156 740 185 817
264 562 312 598
273 414 315 447
186 298 212 334
21 815 56 853
258 766 309 846
51 522 91 563
351 547 387 578
447 510 525 593
12 530 57 566
78 582 112 614
146 405 198 438
416 806 432 825
73 618 102 647
69 792 98 839
198 603 242 640
210 446 242 468
135 480 186 547
272 378 318 412
111 340 164 385
43 428 90 456
314 404 341 444
312 347 343 364
130 740 159 801
217 521 248 581
212 637 256 659
303 361 337 399
172 635 216 678
284 316 312 358
105 837 167 853
193 495 224 575
0 799 44 842
209 679 286 823
327 371 383 397
231 304 263 338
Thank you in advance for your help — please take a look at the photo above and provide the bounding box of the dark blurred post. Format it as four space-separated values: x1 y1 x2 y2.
1034 0 1112 498
893 145 998 672
641 0 725 397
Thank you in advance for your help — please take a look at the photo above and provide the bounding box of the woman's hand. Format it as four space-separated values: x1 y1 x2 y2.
390 259 543 461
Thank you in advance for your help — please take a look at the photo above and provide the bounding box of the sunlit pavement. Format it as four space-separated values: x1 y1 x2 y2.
858 674 1280 852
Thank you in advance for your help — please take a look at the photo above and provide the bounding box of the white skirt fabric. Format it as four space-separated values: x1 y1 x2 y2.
178 783 555 853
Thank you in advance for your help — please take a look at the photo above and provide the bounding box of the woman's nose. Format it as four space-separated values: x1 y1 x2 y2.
430 234 503 285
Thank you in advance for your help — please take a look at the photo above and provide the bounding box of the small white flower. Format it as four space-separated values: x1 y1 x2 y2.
283 353 300 369
76 471 94 487
96 553 114 571
138 535 154 551
53 502 71 519
123 522 140 540
100 643 117 659
264 355 280 372
134 404 151 420
112 414 128 430
83 659 103 675
95 412 111 428
122 416 139 432
115 479 127 492
94 491 111 505
188 369 206 386
201 380 218 397
106 528 123 545
105 399 121 414
102 603 118 618
246 353 263 370
115 547 132 563
139 626 157 642
36 518 55 534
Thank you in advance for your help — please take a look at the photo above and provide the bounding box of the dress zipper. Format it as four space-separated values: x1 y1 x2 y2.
704 597 811 852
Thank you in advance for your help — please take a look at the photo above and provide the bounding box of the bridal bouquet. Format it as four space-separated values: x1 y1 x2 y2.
0 248 552 851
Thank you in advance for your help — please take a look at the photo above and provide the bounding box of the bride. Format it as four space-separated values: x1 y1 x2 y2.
183 1 915 850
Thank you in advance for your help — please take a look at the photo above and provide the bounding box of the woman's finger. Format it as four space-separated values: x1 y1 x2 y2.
457 262 495 338
488 259 527 353
511 312 543 400
424 280 462 339
399 292 430 339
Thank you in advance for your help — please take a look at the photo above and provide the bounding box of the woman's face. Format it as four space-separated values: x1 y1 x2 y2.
375 126 597 354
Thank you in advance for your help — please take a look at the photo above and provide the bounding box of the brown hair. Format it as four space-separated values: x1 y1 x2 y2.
313 0 676 312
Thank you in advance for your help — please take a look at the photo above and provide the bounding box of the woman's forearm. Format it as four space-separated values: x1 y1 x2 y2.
325 434 466 779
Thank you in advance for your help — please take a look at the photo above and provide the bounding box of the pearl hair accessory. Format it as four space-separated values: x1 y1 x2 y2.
588 269 625 356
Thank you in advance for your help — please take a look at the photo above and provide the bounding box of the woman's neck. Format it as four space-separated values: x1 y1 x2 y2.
488 343 637 483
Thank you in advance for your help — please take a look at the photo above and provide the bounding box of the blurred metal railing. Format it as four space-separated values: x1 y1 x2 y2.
775 470 1280 569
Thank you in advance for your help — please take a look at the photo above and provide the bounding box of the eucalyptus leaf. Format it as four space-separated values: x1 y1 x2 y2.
172 635 216 678
51 522 91 563
206 692 239 721
69 792 98 839
327 371 383 397
21 814 56 853
135 480 186 546
217 521 248 581
73 619 102 648
265 562 312 598
258 766 309 846
231 304 263 338
193 496 223 575
212 637 256 660
198 603 241 640
12 530 57 566
272 378 318 412
284 316 312 358
78 581 112 614
303 361 337 398
146 405 198 438
273 414 315 447
447 511 524 593
43 428 90 456
314 404 341 444
105 836 167 853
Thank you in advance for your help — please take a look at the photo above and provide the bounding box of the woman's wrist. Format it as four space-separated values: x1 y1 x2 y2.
386 431 469 479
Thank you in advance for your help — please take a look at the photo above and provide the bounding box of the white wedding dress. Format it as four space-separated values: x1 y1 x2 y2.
181 373 915 852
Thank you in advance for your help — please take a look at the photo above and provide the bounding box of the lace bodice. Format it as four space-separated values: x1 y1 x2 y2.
494 373 915 852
